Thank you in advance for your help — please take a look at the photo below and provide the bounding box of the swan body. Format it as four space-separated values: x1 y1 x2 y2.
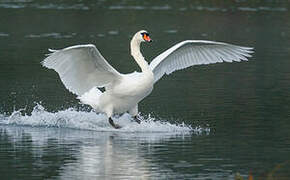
42 30 253 128
84 71 153 115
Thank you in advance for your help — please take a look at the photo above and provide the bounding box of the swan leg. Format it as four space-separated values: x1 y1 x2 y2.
129 104 141 124
109 117 121 129
105 106 121 129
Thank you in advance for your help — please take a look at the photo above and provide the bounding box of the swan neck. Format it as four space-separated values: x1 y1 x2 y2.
130 39 150 72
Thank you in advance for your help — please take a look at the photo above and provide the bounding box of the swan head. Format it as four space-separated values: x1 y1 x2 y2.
133 30 152 44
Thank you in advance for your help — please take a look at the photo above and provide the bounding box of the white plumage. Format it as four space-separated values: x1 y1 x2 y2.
150 40 253 83
43 44 121 95
42 30 253 129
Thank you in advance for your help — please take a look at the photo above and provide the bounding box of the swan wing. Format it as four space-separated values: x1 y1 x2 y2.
42 44 121 95
149 40 254 83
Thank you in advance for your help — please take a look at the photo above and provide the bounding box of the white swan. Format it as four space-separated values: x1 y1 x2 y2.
42 30 253 129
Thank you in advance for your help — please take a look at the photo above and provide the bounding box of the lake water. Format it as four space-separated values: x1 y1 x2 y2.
1 1 290 179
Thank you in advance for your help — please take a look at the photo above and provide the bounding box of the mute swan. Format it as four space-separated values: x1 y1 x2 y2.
42 30 253 129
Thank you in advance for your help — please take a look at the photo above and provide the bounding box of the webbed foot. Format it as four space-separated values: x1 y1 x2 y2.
109 117 121 129
133 115 141 124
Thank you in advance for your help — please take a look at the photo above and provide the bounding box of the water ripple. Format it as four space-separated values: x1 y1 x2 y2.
0 32 9 37
25 33 76 39
0 3 89 10
0 1 287 12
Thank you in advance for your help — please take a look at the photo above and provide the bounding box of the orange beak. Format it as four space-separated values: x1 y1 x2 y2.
143 34 152 42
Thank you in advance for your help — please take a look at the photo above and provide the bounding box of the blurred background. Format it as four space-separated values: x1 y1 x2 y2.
0 0 290 179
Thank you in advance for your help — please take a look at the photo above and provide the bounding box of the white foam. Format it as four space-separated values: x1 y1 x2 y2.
0 104 210 134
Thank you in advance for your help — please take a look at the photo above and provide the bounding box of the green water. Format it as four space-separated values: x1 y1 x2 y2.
1 1 290 179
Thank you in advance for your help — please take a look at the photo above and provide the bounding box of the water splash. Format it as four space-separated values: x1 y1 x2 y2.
0 104 210 134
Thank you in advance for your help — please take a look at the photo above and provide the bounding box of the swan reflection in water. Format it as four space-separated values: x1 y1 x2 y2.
1 125 289 179
0 125 192 179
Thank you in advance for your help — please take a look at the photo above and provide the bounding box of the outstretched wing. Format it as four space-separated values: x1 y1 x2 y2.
42 44 121 95
149 40 254 83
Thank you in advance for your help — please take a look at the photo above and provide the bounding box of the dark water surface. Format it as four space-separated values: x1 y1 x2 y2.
1 1 290 179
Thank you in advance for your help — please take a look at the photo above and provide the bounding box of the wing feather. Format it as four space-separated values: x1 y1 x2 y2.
149 40 254 83
42 44 121 95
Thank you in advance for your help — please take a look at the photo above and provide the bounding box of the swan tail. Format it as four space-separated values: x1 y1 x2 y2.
78 87 102 111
